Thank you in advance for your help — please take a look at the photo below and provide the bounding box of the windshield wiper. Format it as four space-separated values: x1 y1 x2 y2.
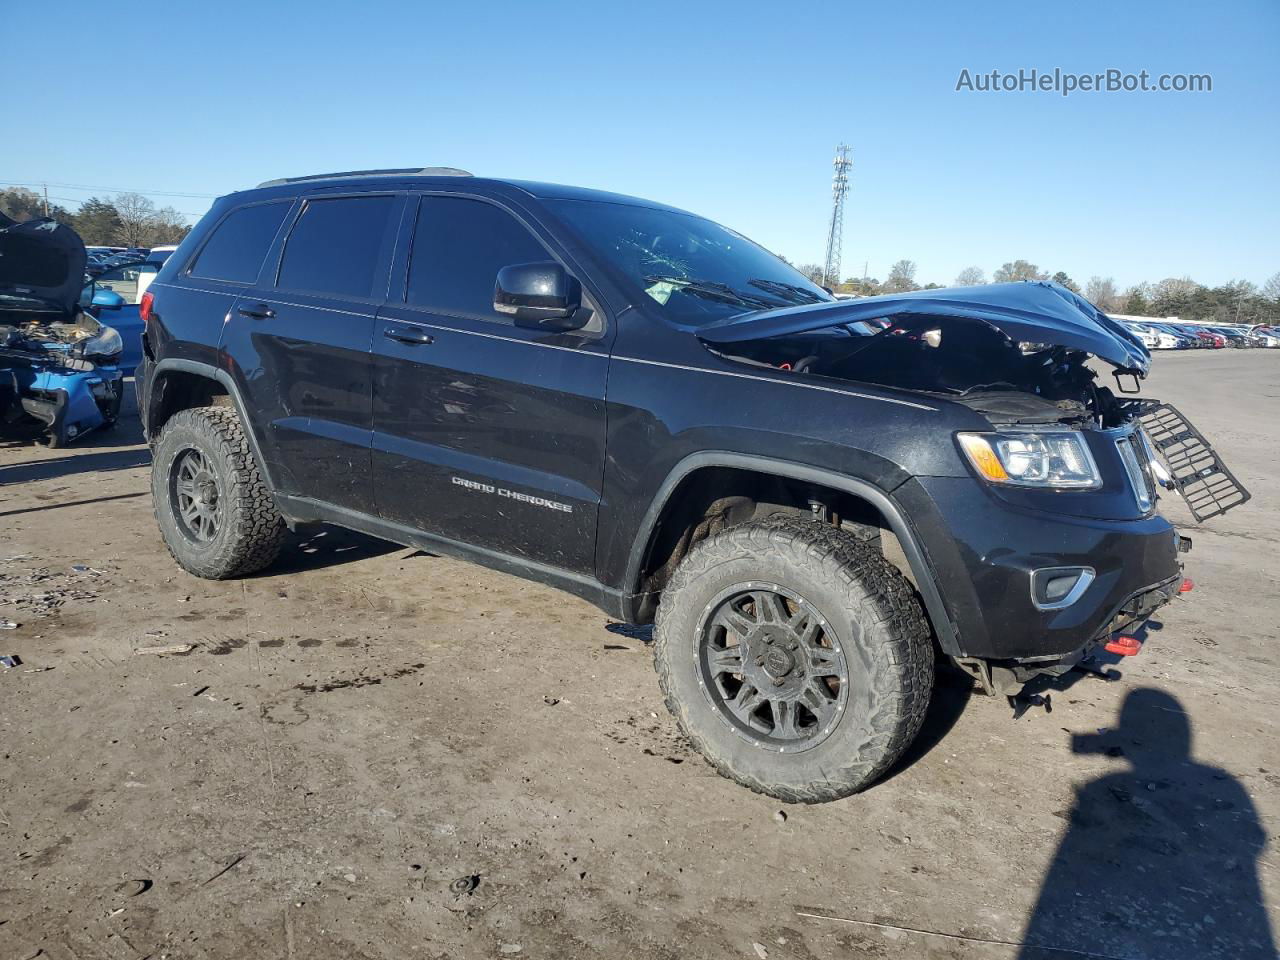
644 275 782 310
747 278 827 305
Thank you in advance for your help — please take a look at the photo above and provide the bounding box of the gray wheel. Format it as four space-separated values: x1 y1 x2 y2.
654 515 934 803
151 406 286 579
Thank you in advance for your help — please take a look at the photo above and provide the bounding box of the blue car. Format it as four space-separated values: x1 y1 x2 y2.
0 213 127 446
86 260 154 373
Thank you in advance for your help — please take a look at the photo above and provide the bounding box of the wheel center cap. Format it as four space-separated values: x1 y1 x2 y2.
762 646 795 679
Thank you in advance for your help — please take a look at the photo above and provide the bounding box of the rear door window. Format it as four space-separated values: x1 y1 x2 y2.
276 195 396 299
189 202 291 283
406 196 548 321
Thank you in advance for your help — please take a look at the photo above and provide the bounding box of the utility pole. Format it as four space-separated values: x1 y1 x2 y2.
42 184 49 217
821 144 852 289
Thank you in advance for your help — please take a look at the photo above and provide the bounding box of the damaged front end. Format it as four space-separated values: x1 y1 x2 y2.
1 213 124 447
699 281 1250 706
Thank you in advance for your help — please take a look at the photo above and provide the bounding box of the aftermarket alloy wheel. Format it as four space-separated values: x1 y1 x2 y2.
696 582 851 752
654 515 934 803
169 447 224 542
151 406 286 579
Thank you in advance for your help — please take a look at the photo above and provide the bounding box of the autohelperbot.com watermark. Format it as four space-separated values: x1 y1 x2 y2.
955 68 1212 97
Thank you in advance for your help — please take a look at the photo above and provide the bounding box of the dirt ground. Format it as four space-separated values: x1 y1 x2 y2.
1 351 1276 960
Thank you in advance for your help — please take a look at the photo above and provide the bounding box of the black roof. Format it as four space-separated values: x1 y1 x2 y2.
236 168 690 215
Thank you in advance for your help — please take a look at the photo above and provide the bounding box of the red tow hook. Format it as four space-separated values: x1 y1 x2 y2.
1104 634 1143 656
1179 578 1195 594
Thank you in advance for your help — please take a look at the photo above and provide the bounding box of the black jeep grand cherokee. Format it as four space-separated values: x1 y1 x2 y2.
136 167 1247 802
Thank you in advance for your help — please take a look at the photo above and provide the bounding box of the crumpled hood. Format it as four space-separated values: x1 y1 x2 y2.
0 213 88 319
697 281 1151 374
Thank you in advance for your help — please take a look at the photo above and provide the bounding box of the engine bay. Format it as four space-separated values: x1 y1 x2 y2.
706 313 1136 429
1 310 117 368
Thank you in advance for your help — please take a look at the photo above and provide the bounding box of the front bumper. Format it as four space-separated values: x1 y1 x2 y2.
896 476 1182 661
0 353 123 446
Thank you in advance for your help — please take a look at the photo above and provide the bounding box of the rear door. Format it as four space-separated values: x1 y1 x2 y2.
221 192 403 515
371 193 611 575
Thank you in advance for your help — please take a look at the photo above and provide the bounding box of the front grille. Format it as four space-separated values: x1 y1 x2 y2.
1136 402 1252 521
1115 429 1155 512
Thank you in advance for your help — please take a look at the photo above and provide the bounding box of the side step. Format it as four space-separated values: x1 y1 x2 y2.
1136 402 1251 521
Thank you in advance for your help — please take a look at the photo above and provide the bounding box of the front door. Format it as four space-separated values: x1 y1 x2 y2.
371 194 611 575
221 193 402 515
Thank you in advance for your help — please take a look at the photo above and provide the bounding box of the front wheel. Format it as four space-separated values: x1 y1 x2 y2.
654 515 934 803
151 406 286 579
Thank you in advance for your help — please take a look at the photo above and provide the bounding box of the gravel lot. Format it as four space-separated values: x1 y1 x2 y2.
1 351 1276 960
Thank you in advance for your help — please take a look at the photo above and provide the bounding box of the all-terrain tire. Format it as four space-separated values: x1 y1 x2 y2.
151 406 286 579
654 514 933 803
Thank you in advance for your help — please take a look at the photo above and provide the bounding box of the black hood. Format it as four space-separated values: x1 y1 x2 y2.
696 281 1151 375
0 213 88 319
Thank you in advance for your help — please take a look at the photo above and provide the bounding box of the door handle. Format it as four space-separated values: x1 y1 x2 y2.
237 303 275 319
383 324 435 345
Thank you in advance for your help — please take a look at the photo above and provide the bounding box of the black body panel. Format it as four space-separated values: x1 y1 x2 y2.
137 171 1203 667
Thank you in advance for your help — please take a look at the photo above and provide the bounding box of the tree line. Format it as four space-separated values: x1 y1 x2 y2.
0 187 192 248
792 257 1280 326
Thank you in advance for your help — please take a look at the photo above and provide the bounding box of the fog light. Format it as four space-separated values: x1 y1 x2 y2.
1030 566 1095 611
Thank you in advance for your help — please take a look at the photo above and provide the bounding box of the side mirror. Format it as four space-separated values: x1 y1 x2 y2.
92 289 126 310
494 261 585 331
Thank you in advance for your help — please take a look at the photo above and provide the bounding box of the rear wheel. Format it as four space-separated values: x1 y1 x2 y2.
654 515 933 802
151 406 286 579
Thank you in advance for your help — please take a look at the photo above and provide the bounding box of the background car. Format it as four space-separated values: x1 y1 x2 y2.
1120 322 1161 349
1150 323 1197 348
146 243 179 266
85 260 156 372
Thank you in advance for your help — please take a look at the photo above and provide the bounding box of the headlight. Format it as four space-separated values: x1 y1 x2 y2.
76 325 124 362
958 431 1101 489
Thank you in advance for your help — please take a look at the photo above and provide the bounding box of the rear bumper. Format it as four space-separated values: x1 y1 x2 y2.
896 476 1182 661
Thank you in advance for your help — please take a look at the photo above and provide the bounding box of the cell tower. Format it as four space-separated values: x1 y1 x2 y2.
821 144 852 288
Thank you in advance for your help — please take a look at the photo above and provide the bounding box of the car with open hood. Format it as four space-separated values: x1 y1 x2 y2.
1 212 126 446
134 169 1250 802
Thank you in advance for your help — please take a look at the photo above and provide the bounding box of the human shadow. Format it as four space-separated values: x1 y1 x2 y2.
1019 688 1275 959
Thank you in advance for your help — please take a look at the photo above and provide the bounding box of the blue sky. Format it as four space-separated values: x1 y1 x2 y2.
4 0 1276 289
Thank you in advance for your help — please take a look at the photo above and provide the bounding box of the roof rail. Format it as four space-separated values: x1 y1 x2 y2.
255 167 473 188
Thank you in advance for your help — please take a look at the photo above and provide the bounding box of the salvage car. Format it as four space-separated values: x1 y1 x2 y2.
135 169 1251 802
1 213 126 446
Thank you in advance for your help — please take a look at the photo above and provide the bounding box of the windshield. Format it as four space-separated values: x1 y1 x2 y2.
547 199 833 325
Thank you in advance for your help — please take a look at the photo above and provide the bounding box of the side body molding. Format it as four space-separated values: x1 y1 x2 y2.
621 451 961 655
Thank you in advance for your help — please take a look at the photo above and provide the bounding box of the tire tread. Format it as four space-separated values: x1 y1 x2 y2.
151 406 285 579
653 514 933 803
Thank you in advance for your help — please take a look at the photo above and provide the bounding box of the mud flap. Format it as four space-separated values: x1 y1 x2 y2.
1137 401 1251 521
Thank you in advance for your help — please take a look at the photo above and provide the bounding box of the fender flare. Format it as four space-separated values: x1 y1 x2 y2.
147 358 279 493
622 451 961 655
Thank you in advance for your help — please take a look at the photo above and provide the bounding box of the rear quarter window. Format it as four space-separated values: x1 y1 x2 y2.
189 202 292 283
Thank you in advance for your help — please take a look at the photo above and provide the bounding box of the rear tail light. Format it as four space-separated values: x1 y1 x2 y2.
139 290 155 327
